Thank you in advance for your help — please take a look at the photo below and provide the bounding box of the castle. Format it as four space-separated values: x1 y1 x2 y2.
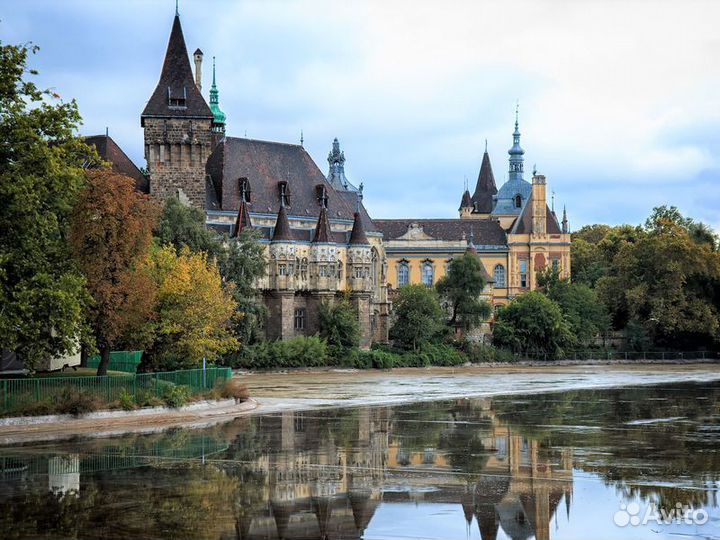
95 10 571 346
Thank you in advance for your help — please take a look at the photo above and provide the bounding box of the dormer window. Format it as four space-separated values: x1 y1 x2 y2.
239 178 251 202
514 194 522 208
168 86 187 109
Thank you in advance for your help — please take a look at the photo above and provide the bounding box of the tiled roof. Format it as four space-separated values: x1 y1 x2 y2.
471 151 497 214
491 177 532 216
84 134 148 193
231 198 252 237
141 15 213 122
460 190 472 209
374 219 507 246
312 206 332 243
206 137 377 232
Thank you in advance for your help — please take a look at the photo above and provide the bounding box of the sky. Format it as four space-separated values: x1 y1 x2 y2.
4 0 720 230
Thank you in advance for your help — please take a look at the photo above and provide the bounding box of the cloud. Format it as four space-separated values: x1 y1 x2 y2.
3 0 719 230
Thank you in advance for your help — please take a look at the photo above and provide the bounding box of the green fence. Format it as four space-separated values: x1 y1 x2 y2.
0 367 233 416
87 351 143 373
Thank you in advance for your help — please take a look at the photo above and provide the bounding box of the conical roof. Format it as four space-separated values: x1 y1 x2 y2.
271 204 293 242
141 15 213 122
348 211 370 245
231 198 252 238
471 151 498 213
312 206 333 243
460 189 473 210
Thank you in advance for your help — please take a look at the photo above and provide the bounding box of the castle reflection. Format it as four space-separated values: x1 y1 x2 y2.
228 399 573 540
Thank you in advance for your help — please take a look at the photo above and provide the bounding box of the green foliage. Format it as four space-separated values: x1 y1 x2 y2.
436 252 492 330
156 199 267 349
234 336 329 369
319 299 361 349
539 268 610 347
56 388 99 416
162 385 191 408
390 285 447 351
118 389 136 411
0 42 98 369
492 291 573 356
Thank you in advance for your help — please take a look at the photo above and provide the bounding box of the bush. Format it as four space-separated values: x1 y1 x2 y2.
162 385 191 408
56 388 99 416
463 342 519 363
319 299 360 349
221 378 250 401
232 336 328 369
118 389 136 411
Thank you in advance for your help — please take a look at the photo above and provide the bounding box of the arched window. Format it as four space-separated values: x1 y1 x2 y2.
514 194 522 208
422 261 434 287
519 259 528 288
494 264 506 287
397 261 409 287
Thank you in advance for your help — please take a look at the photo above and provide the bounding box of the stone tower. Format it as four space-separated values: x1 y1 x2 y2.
346 211 373 348
141 13 214 208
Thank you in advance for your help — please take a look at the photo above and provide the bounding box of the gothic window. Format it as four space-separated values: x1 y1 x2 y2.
287 262 295 276
371 248 379 287
355 266 365 279
397 261 409 287
279 263 288 276
514 194 522 208
552 258 560 273
319 264 328 278
337 261 343 280
494 264 506 287
519 259 528 288
422 261 434 287
300 258 308 280
294 308 305 330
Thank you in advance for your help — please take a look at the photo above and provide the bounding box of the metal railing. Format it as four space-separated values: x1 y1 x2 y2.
497 350 720 362
0 367 232 415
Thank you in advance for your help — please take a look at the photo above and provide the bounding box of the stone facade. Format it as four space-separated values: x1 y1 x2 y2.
144 117 213 208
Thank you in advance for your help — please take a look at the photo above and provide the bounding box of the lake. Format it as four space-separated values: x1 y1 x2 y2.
1 380 719 539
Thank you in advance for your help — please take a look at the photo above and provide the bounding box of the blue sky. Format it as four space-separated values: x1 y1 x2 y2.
4 0 720 229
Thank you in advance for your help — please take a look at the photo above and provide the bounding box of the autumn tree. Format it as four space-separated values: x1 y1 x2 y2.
147 245 239 370
70 171 160 375
436 252 492 331
0 42 100 369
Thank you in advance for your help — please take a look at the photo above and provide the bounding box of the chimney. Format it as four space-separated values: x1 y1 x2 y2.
531 174 547 235
193 48 203 91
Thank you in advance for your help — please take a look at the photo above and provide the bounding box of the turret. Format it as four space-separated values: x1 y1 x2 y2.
471 141 498 215
508 103 525 183
327 138 359 191
309 191 339 291
562 205 569 234
209 56 226 136
269 187 295 291
459 189 473 218
347 211 372 292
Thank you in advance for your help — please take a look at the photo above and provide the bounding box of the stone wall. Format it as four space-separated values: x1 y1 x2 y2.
144 117 213 208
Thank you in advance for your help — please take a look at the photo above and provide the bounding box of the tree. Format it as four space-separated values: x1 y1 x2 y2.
436 252 492 331
596 218 720 349
492 291 573 356
70 171 160 375
319 298 360 349
571 224 645 287
539 268 610 347
156 198 267 346
390 285 446 351
147 245 239 370
0 42 98 369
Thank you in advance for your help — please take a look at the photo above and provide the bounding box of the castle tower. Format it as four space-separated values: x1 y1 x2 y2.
347 211 373 348
142 13 214 208
471 143 498 215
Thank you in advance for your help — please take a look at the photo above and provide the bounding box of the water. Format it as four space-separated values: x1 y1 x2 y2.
1 380 719 539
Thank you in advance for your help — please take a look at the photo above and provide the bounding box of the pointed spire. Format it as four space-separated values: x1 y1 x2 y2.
271 204 293 242
231 198 252 238
209 56 226 127
562 205 569 233
348 212 369 245
141 13 212 121
312 205 333 243
460 189 472 210
471 147 498 213
508 102 525 182
300 129 304 147
175 0 179 16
